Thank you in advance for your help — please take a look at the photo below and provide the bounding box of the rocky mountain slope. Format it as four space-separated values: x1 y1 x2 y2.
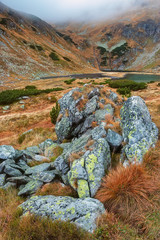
0 2 95 83
57 2 160 72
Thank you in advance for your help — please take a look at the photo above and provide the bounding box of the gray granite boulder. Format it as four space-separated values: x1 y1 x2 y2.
120 96 159 164
0 145 16 161
106 129 123 150
25 163 51 175
4 165 23 177
31 171 56 183
7 176 32 185
20 195 105 232
18 180 43 196
39 139 55 153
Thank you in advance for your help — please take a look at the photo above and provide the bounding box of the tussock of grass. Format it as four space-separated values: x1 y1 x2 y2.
7 214 90 240
0 188 24 239
96 164 158 222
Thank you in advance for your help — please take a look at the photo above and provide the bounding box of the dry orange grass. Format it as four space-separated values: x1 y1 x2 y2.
143 141 160 174
95 164 158 221
99 102 105 109
36 182 78 198
77 98 88 111
0 188 24 239
57 113 63 122
68 151 84 164
91 121 98 128
85 139 95 151
72 91 82 100
104 114 121 134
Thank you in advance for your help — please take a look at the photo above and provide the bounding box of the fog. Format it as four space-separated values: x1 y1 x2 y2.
1 0 154 23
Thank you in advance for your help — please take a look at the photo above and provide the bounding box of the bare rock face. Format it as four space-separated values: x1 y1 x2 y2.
120 96 158 165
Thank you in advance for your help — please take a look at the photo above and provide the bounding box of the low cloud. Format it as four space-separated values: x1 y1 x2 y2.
1 0 155 23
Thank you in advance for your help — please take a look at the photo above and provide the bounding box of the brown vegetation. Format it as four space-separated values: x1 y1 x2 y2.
96 162 159 229
36 182 78 198
68 152 84 164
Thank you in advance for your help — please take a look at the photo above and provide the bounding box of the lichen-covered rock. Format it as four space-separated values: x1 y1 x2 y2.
31 171 56 183
39 139 55 153
4 165 23 177
0 145 16 161
25 163 51 175
120 96 159 164
7 176 32 185
95 104 114 123
23 146 41 160
18 180 43 196
109 90 118 103
85 138 111 197
20 195 105 232
68 138 111 198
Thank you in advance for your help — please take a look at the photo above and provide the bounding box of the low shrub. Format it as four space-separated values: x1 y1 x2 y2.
25 85 37 90
29 44 36 50
108 79 147 91
36 45 43 51
63 57 71 62
50 102 60 124
0 88 63 105
157 83 160 87
64 78 76 85
49 96 57 103
117 87 131 97
49 52 59 61
18 134 26 144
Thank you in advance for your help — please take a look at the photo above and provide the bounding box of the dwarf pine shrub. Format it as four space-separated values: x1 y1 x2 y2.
50 102 60 124
109 79 147 91
0 88 63 105
49 52 59 61
117 87 131 97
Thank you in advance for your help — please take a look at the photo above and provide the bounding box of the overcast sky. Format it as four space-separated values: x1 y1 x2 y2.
1 0 153 23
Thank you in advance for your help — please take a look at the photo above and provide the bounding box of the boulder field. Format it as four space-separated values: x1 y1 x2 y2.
0 85 158 232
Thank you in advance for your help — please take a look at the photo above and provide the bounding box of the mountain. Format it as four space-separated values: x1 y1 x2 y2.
0 1 160 84
56 2 160 72
0 2 95 82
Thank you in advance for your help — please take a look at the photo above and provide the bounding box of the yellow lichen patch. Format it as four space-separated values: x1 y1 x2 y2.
77 179 90 198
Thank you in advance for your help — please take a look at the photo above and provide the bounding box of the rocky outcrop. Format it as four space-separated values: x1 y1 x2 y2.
55 87 117 141
120 96 159 165
0 87 159 233
20 195 105 232
0 144 57 195
54 86 124 197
